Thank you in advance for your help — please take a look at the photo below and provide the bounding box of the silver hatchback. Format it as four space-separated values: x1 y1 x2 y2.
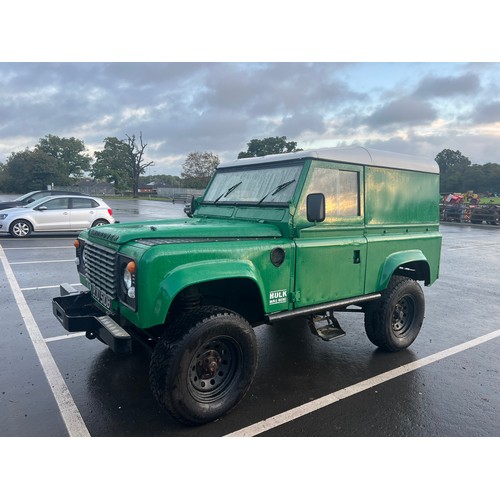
0 195 115 237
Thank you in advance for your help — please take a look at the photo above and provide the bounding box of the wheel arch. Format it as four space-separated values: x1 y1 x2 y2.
154 260 267 326
377 250 431 290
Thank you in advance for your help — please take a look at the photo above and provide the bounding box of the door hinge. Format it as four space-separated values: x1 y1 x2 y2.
290 291 301 303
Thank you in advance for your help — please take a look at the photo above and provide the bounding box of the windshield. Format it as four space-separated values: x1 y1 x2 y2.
203 163 303 205
15 191 38 202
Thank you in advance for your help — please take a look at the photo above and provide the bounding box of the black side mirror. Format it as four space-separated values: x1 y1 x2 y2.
306 193 325 223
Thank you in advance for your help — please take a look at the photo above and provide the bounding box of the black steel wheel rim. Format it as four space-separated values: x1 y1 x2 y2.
188 337 242 403
391 295 415 337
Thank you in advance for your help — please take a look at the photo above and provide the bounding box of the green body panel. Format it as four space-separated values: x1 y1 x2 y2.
365 167 440 225
77 147 442 331
93 224 294 328
293 227 367 306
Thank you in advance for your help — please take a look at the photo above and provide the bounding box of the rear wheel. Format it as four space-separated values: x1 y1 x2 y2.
92 219 110 227
364 276 425 352
149 306 258 425
10 219 33 238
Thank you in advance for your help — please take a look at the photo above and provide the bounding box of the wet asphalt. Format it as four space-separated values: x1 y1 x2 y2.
0 198 499 438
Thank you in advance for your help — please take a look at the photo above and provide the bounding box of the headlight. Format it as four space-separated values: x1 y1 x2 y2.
123 261 136 298
74 239 86 274
119 257 137 310
123 267 133 290
0 214 8 220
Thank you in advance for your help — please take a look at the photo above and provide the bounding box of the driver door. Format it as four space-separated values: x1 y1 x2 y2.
32 197 71 231
293 163 367 307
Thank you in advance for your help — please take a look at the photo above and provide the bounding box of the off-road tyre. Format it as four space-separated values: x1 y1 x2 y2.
149 306 258 426
10 219 33 238
364 276 425 352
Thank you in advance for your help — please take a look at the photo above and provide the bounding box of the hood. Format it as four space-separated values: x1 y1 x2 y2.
0 204 25 213
87 217 283 244
0 202 23 211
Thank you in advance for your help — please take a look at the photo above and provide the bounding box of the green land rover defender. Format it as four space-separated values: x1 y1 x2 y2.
53 146 442 425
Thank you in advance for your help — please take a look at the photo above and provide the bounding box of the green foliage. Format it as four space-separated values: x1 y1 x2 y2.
0 134 90 193
2 149 69 192
238 136 302 158
92 137 133 192
435 149 471 173
36 134 91 178
91 133 154 197
181 152 219 188
436 149 500 195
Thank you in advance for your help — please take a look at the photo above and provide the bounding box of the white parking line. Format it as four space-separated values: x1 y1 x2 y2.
226 328 500 437
21 283 83 291
10 259 75 265
0 244 90 437
3 246 72 250
45 332 86 343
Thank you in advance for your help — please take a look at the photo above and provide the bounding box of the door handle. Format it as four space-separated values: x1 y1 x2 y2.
353 250 361 264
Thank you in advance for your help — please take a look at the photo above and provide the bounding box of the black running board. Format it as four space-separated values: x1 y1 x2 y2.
266 293 381 324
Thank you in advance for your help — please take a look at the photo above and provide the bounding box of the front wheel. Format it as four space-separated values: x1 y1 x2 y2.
149 306 258 425
364 276 425 352
10 219 33 237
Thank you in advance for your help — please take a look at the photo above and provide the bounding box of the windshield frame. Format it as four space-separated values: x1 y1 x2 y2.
202 161 304 207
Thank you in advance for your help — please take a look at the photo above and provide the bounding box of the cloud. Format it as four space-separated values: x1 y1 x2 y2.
470 101 500 124
365 96 437 128
413 72 481 98
1 62 500 174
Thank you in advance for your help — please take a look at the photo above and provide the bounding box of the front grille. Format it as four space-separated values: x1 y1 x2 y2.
83 242 118 297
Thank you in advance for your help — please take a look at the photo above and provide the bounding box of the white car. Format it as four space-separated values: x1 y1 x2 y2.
0 195 115 238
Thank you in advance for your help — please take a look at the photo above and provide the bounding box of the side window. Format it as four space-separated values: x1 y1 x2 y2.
71 198 97 209
43 198 69 210
297 165 361 223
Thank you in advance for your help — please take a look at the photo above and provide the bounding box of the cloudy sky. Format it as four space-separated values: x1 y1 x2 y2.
2 3 499 176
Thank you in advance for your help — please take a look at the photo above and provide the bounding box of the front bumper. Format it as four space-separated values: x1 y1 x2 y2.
52 284 132 353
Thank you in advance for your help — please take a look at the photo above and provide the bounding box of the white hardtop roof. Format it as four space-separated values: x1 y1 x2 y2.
218 146 439 174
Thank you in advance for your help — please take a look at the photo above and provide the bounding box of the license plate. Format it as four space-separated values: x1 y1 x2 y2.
90 283 113 310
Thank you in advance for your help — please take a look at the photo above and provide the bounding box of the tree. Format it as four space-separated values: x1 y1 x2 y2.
35 134 91 179
237 136 302 158
0 162 6 191
435 149 471 174
435 149 472 193
126 133 154 198
92 132 154 197
181 152 219 188
92 137 132 193
2 149 61 192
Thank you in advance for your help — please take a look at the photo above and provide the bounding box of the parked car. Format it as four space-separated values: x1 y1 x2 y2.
0 195 115 238
0 190 86 210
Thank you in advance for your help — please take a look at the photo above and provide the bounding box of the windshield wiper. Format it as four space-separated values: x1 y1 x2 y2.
213 181 242 204
258 179 296 205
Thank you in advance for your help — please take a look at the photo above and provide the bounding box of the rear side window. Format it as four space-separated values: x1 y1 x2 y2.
71 198 99 209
